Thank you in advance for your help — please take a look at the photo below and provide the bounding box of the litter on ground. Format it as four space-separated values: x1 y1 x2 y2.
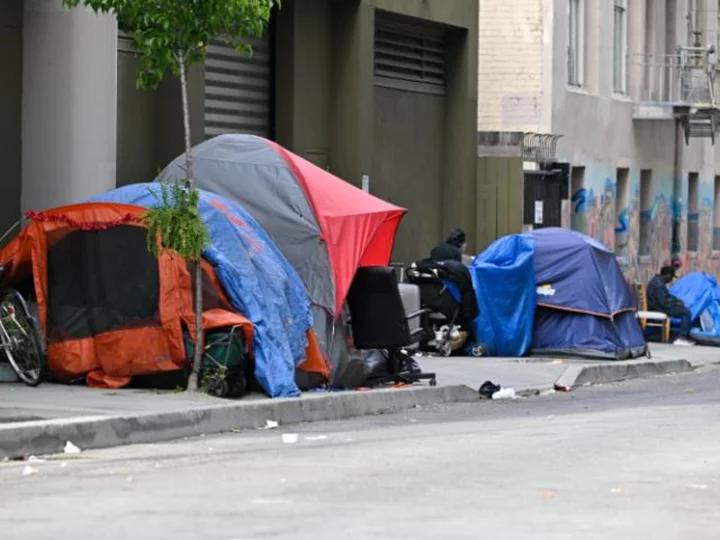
491 388 517 400
64 441 81 454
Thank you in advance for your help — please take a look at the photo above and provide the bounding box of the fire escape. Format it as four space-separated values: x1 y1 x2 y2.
678 44 719 142
633 3 720 144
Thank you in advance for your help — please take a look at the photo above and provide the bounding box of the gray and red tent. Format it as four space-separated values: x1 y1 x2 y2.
157 134 406 385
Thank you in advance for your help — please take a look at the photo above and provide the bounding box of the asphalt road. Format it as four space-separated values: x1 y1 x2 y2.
3 367 720 540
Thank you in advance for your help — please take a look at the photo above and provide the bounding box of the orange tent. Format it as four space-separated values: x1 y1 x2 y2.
0 203 325 389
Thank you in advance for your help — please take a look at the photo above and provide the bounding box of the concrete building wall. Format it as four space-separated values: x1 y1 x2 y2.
116 46 158 186
552 0 720 283
119 0 478 262
22 0 117 213
0 1 23 239
116 36 205 187
278 0 479 261
4 0 478 264
478 0 720 283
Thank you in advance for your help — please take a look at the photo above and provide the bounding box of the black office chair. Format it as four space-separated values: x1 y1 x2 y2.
346 266 437 387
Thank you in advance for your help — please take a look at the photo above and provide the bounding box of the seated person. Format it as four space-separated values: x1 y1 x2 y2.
430 228 467 263
413 260 479 329
647 265 695 347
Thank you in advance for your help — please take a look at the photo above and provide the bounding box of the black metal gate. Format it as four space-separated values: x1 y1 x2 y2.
523 165 568 229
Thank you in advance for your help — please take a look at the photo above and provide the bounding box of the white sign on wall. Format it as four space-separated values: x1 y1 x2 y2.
534 201 544 225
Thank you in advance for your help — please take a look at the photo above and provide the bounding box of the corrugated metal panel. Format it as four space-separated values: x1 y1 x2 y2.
204 36 271 139
117 29 134 53
374 14 447 95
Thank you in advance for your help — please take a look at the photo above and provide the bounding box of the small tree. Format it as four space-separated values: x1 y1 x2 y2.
63 0 276 391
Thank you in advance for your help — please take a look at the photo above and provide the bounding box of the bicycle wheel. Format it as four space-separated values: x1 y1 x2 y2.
0 290 45 387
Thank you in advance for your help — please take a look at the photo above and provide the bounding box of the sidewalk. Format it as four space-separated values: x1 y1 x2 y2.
0 343 716 459
0 383 478 460
420 342 719 394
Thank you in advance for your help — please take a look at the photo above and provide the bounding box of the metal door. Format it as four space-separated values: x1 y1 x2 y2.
523 169 564 229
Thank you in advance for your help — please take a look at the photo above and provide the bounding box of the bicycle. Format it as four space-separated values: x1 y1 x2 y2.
0 266 46 386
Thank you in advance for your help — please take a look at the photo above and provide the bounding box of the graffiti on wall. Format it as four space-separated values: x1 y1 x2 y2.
568 170 719 283
571 178 615 249
561 199 571 229
688 197 714 274
672 197 687 272
615 192 640 282
615 206 629 256
636 195 672 284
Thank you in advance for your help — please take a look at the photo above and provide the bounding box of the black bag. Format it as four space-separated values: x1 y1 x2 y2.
332 349 391 389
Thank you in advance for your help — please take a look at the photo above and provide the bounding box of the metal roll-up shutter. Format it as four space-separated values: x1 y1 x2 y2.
374 12 447 96
204 35 272 139
117 29 134 53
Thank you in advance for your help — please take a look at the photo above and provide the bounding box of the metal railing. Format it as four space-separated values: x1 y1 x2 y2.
630 48 718 105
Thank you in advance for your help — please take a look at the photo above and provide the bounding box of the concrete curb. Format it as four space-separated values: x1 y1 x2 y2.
553 358 694 391
0 384 478 460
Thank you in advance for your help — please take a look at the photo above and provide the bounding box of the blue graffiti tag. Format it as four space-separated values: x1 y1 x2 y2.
571 188 588 213
671 197 685 224
615 207 629 234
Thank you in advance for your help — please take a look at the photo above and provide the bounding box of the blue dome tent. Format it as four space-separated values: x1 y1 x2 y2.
471 228 648 359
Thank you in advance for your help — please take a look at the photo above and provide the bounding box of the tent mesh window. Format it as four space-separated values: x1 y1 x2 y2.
374 11 447 96
46 225 161 343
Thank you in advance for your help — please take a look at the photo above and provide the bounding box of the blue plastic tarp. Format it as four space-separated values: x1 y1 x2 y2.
691 300 720 344
470 234 536 356
670 272 719 321
88 184 312 398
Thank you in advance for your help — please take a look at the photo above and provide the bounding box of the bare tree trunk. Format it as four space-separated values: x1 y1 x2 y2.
179 59 203 392
180 60 194 186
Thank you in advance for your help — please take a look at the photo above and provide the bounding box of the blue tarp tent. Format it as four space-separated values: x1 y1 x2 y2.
470 235 536 356
670 272 720 345
670 272 719 321
472 228 647 359
88 183 313 398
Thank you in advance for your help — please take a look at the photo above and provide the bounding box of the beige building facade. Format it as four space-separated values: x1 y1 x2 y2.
478 0 720 283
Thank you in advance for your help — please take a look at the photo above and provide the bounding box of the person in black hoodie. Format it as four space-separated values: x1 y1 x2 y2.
425 228 479 326
430 228 467 263
646 265 694 346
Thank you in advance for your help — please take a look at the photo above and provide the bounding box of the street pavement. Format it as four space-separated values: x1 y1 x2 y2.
2 366 720 540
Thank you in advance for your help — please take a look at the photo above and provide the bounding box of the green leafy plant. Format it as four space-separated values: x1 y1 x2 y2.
62 0 276 391
144 181 209 259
